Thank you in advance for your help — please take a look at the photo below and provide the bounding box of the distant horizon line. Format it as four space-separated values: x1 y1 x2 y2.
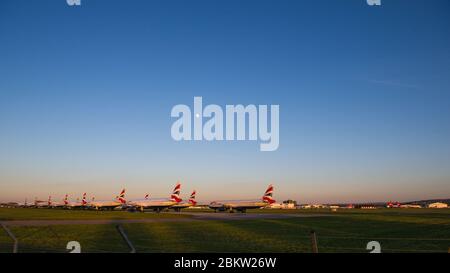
1 197 449 205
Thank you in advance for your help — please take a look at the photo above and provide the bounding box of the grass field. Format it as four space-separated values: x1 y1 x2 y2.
0 208 191 220
0 208 449 253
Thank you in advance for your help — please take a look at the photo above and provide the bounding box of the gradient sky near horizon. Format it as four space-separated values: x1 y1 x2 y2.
0 0 449 204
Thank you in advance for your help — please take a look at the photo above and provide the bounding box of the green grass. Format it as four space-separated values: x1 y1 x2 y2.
0 227 13 253
123 212 450 253
0 208 449 253
6 225 128 252
0 208 191 220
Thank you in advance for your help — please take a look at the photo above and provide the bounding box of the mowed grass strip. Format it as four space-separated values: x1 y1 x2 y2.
0 209 449 253
124 215 450 253
0 226 14 253
247 208 450 217
124 220 312 253
8 225 129 253
0 208 191 220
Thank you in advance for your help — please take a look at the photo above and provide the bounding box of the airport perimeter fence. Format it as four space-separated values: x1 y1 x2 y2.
1 225 449 253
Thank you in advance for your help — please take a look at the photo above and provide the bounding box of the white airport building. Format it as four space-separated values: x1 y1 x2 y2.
427 202 448 208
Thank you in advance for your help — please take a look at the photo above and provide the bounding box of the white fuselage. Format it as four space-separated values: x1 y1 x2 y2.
66 201 86 208
209 199 268 210
34 201 50 208
50 202 66 208
128 198 177 209
90 200 122 209
171 202 193 209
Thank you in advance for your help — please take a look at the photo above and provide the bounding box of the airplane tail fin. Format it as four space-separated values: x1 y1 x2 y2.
82 193 87 205
145 194 149 200
170 182 182 203
117 189 126 204
188 190 197 205
262 184 276 204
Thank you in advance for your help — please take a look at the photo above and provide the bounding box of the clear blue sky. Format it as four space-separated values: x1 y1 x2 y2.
0 0 449 203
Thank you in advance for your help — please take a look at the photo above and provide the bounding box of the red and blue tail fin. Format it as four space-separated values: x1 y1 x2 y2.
170 182 182 203
188 190 197 205
82 193 87 205
117 189 126 204
262 184 275 204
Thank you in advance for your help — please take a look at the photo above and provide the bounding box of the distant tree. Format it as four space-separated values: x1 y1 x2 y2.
282 199 297 206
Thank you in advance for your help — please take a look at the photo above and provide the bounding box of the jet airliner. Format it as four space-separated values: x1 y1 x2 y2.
209 185 275 213
127 183 183 212
89 189 126 210
171 190 197 211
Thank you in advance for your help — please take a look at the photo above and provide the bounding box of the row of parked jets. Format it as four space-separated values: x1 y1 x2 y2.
30 183 276 213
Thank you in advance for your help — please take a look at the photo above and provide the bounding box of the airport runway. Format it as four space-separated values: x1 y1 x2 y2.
184 212 326 220
0 212 327 226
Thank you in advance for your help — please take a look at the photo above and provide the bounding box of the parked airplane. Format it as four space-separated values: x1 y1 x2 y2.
49 195 68 208
127 183 183 212
209 184 275 213
171 190 197 212
33 197 48 208
19 198 34 208
33 195 67 208
89 189 126 210
387 201 401 208
65 193 89 209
